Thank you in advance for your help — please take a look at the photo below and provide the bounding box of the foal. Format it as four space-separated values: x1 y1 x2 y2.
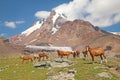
38 52 49 61
21 55 33 63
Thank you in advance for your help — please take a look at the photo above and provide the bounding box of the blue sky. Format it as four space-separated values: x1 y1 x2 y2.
0 0 120 38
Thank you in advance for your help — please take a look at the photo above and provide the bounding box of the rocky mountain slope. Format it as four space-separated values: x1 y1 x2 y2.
9 11 120 54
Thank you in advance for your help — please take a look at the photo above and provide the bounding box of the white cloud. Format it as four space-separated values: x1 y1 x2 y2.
52 0 120 27
5 21 16 28
4 20 25 28
15 21 25 24
85 0 120 27
35 11 50 19
53 0 89 21
0 33 6 37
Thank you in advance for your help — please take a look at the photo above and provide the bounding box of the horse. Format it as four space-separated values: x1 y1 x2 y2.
57 50 73 59
86 46 107 64
73 50 80 58
38 52 49 61
21 55 33 63
31 53 39 60
82 48 88 59
29 53 40 63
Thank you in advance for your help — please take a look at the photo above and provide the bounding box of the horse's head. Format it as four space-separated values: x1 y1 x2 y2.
86 45 92 51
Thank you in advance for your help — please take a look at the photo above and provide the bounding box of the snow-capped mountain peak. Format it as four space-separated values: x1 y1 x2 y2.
52 11 67 25
51 11 68 34
52 12 60 25
21 20 44 36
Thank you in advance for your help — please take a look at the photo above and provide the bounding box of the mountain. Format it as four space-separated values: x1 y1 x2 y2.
0 37 22 58
9 10 120 54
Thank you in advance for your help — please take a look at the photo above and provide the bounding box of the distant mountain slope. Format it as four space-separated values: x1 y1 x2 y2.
9 11 104 45
75 34 120 53
0 37 22 58
9 10 120 55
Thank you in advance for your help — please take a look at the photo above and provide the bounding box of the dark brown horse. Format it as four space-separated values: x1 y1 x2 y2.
57 50 73 59
38 52 49 61
82 48 88 58
73 50 80 58
86 46 107 64
21 55 33 63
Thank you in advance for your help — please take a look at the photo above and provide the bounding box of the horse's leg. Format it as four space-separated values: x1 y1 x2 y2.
91 56 95 64
67 55 68 59
58 54 60 58
31 58 33 62
100 55 103 64
73 52 76 58
22 59 24 63
46 56 48 60
103 54 107 63
60 55 62 58
38 57 41 61
77 53 80 58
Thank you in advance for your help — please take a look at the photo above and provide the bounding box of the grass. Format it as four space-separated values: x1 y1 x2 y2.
0 58 48 80
0 55 120 80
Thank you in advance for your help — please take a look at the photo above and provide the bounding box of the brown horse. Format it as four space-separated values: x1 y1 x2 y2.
38 52 49 61
86 46 107 64
73 50 80 58
82 48 88 58
21 55 33 63
57 50 73 59
29 53 40 62
32 53 39 60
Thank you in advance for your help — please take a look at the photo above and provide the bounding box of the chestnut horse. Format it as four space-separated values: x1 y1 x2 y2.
38 52 49 61
86 46 107 64
57 50 73 59
21 55 33 63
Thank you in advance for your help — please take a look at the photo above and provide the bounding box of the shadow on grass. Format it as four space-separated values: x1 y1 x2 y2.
83 62 98 64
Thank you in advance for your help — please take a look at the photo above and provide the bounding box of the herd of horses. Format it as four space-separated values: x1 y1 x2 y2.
21 45 107 64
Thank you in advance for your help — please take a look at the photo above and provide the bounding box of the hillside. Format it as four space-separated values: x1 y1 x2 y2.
9 11 105 46
8 10 120 57
75 34 120 53
0 37 22 58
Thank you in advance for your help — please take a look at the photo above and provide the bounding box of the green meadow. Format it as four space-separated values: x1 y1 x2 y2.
0 55 120 80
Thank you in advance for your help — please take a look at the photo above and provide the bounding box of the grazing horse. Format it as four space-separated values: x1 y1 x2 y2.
57 50 73 59
32 53 39 60
73 50 80 58
29 53 39 62
82 48 88 58
21 55 33 63
86 46 107 64
38 52 49 61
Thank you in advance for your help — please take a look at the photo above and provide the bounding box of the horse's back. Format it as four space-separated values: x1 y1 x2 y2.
95 48 104 54
21 55 33 63
22 55 29 59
